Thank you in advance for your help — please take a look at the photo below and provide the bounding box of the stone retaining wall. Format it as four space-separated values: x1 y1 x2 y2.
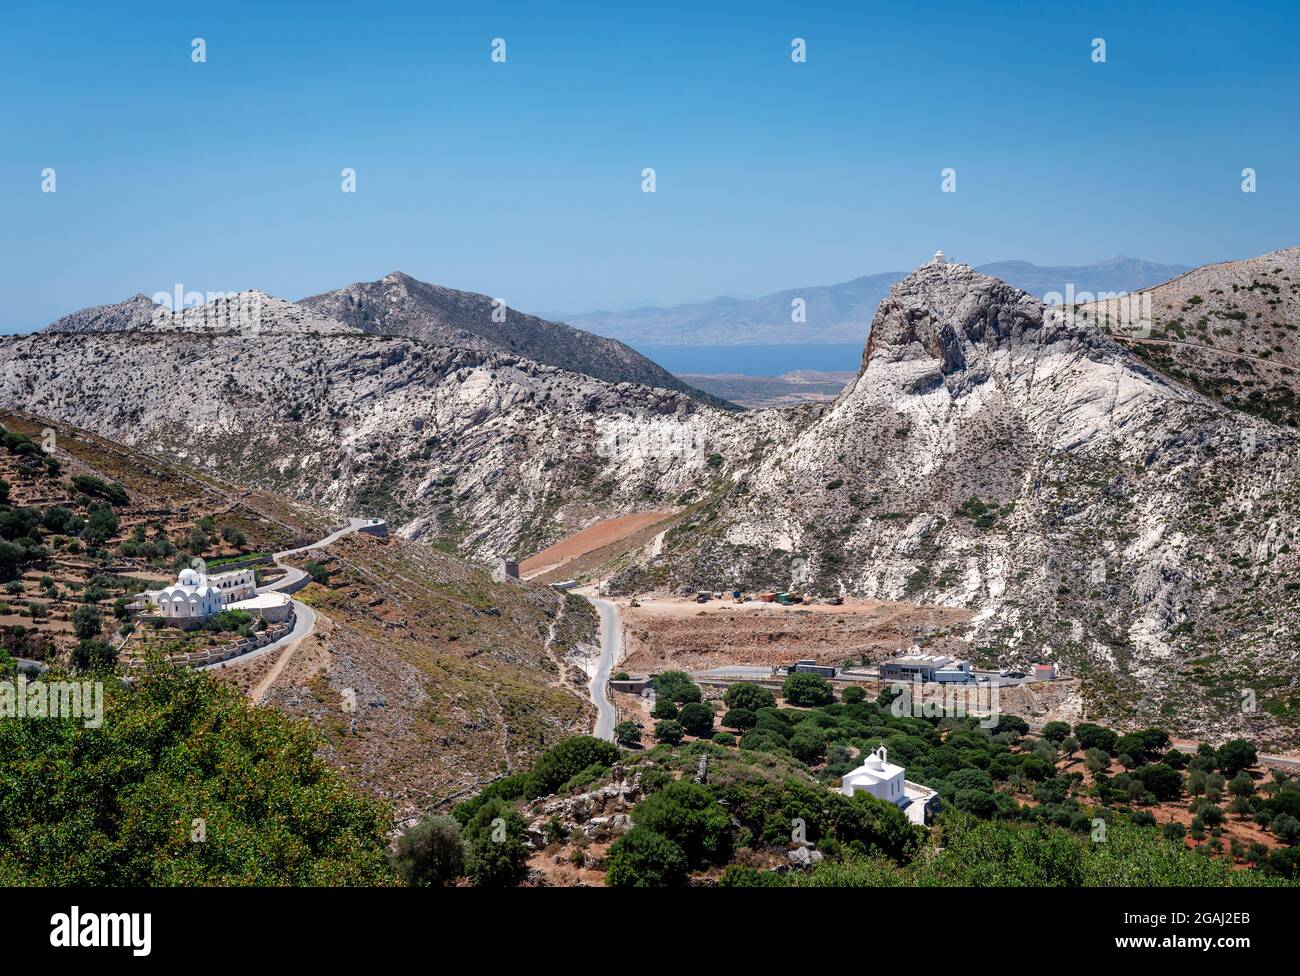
205 554 274 573
276 573 311 596
124 611 295 670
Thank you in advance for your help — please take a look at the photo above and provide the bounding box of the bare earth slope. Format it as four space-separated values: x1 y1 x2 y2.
1082 247 1300 428
225 532 596 816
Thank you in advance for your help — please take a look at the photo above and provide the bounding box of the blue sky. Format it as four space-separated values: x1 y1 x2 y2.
1 0 1296 332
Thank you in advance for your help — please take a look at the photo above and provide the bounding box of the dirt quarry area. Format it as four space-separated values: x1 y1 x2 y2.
617 596 973 673
520 511 675 581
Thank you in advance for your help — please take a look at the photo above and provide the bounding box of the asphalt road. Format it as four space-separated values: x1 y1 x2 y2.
588 596 621 741
200 519 369 672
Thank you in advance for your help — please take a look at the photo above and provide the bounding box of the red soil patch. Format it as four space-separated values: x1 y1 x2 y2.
520 512 673 579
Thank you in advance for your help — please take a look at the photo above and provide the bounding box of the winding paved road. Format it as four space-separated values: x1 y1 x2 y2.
587 596 622 741
201 518 373 675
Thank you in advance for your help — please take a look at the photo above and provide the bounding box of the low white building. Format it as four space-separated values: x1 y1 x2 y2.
840 745 940 826
880 653 973 683
207 567 257 605
841 746 906 805
136 566 258 622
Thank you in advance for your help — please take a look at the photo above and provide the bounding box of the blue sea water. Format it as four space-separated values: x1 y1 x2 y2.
630 342 863 377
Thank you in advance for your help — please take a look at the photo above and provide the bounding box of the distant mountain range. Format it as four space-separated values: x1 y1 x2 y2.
562 256 1194 346
43 272 735 410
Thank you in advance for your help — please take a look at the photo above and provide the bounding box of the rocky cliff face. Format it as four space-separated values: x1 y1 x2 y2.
1 293 789 561
6 254 1298 744
299 271 735 409
622 257 1300 745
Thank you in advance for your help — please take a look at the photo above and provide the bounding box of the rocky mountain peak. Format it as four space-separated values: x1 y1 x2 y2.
152 290 361 335
861 259 1047 380
44 292 162 333
299 272 737 408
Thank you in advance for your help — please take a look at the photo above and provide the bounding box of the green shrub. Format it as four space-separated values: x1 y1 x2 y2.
71 639 116 672
723 707 757 731
651 699 678 720
71 603 102 640
462 799 529 887
0 663 396 885
782 672 834 706
652 670 702 704
632 781 731 865
524 735 620 798
654 720 683 745
391 816 465 887
678 701 715 737
1217 739 1257 776
724 682 776 711
605 827 688 886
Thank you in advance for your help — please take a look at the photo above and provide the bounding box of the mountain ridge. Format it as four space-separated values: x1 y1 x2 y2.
298 271 735 408
4 248 1299 744
562 256 1195 346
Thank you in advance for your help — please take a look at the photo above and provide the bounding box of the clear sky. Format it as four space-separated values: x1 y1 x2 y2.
1 0 1296 332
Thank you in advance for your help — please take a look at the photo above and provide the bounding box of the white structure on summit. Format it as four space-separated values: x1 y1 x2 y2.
840 745 940 826
931 249 946 264
138 566 257 621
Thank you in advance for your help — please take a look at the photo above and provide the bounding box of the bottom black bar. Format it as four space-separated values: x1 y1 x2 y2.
0 885 1293 962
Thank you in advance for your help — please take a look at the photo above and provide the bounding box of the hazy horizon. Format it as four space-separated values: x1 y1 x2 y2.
3 0 1297 332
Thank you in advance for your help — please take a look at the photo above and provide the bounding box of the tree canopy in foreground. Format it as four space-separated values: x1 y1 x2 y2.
0 664 398 886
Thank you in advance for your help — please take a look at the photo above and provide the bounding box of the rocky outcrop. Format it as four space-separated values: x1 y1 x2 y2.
527 770 640 843
628 256 1300 745
44 293 161 333
1 291 796 561
299 271 736 409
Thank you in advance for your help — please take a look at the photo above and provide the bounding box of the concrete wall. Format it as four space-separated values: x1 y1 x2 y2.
276 573 311 596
